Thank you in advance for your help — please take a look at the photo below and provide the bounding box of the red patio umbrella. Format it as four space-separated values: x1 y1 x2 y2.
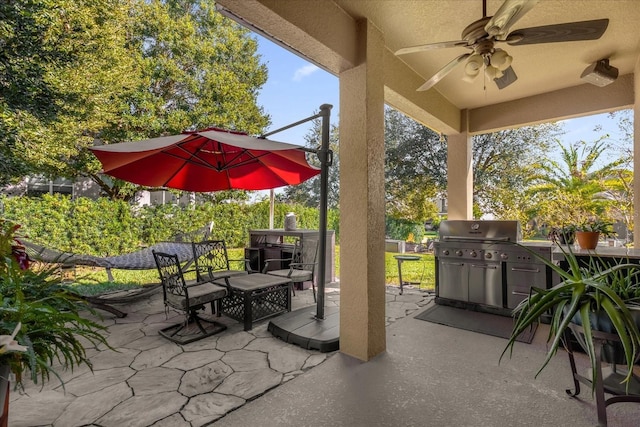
89 128 320 192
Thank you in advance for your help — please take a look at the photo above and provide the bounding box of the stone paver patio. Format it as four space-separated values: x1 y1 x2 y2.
9 283 432 426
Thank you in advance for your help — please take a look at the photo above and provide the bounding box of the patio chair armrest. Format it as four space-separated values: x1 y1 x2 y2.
262 257 293 273
185 279 217 288
210 276 232 289
264 257 292 263
229 257 252 271
289 262 316 269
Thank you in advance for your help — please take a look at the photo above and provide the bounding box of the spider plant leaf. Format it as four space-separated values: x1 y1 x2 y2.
532 284 586 378
599 297 639 389
577 302 598 393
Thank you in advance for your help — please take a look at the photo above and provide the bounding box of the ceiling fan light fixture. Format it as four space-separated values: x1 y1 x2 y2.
580 58 618 87
466 54 483 71
463 54 483 81
490 50 513 71
463 70 480 82
484 66 499 80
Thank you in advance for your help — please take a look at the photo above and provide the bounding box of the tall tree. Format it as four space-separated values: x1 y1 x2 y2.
383 107 559 223
1 0 136 184
0 0 270 200
472 123 559 220
384 107 444 222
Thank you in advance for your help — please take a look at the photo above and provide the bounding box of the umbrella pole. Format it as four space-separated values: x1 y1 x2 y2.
262 104 333 320
315 104 332 320
269 189 275 229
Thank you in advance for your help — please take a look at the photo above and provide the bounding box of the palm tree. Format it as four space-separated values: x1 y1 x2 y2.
528 138 629 232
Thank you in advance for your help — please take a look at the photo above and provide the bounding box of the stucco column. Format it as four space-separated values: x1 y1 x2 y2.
338 19 386 361
446 112 473 219
634 57 640 247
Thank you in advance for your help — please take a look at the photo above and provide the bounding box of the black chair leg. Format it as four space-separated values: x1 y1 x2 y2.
312 280 316 302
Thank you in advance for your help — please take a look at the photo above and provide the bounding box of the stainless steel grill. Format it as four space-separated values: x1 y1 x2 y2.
435 220 551 313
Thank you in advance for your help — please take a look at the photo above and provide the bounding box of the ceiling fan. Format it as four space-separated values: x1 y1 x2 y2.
395 0 609 91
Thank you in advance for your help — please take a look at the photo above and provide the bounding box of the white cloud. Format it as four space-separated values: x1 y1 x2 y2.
293 64 319 81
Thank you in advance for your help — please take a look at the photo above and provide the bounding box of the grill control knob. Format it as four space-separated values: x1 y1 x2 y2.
442 249 450 256
485 252 492 259
500 253 509 260
470 250 477 258
456 250 463 256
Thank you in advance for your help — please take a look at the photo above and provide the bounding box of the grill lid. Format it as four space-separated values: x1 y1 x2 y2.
438 220 521 242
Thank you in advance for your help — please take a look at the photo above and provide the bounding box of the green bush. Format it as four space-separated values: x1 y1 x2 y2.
385 216 424 242
1 195 340 254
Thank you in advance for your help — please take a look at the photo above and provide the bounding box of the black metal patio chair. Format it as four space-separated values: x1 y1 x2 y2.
263 238 319 302
152 250 228 344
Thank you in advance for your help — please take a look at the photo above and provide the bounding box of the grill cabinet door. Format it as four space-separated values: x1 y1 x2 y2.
437 261 469 301
468 263 503 307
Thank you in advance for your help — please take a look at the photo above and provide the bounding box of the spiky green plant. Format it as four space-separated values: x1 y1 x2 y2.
0 219 110 388
501 242 640 392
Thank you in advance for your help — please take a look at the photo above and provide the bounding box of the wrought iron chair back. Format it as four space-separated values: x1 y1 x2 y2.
192 240 249 282
153 251 189 307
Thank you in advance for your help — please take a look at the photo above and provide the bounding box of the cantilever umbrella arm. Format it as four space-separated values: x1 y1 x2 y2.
261 104 333 320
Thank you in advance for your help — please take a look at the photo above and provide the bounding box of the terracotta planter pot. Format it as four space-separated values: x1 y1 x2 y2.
575 231 600 250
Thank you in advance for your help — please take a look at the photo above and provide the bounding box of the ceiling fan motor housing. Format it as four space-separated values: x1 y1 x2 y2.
462 17 492 44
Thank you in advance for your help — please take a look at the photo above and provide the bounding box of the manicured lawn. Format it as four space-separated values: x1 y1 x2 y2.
385 252 435 291
66 245 436 294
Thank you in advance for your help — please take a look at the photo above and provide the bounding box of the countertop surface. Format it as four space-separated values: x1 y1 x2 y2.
551 245 640 259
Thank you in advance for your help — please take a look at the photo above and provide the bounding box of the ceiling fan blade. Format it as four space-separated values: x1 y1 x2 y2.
506 19 609 45
417 53 471 91
485 0 540 38
494 66 518 89
395 40 468 56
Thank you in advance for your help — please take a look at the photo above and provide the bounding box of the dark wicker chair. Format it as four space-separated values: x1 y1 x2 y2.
153 250 228 344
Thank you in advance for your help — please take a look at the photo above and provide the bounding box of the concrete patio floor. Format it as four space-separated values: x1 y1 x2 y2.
8 282 428 426
9 282 640 426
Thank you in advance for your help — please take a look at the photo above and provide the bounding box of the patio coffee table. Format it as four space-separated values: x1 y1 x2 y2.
216 273 292 331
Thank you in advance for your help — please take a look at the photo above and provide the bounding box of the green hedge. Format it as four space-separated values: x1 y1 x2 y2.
385 216 425 242
1 194 340 255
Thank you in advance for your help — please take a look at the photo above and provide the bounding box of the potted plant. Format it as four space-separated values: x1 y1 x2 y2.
501 242 640 394
0 220 110 418
574 219 615 250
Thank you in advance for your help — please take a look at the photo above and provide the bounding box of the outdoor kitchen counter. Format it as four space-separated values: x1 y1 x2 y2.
552 246 640 260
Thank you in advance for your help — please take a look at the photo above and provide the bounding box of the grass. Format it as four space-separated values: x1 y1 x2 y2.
385 252 436 291
63 245 436 295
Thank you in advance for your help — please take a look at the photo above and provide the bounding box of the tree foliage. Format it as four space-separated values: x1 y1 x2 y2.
384 107 444 222
383 107 559 224
0 0 270 200
472 123 559 219
280 117 340 209
528 138 630 233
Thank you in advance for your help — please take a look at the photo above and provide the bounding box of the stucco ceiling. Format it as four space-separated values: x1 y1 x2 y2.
335 0 640 110
216 0 637 133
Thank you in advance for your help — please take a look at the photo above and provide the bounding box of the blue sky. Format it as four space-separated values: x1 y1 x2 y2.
255 35 339 145
254 35 625 151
